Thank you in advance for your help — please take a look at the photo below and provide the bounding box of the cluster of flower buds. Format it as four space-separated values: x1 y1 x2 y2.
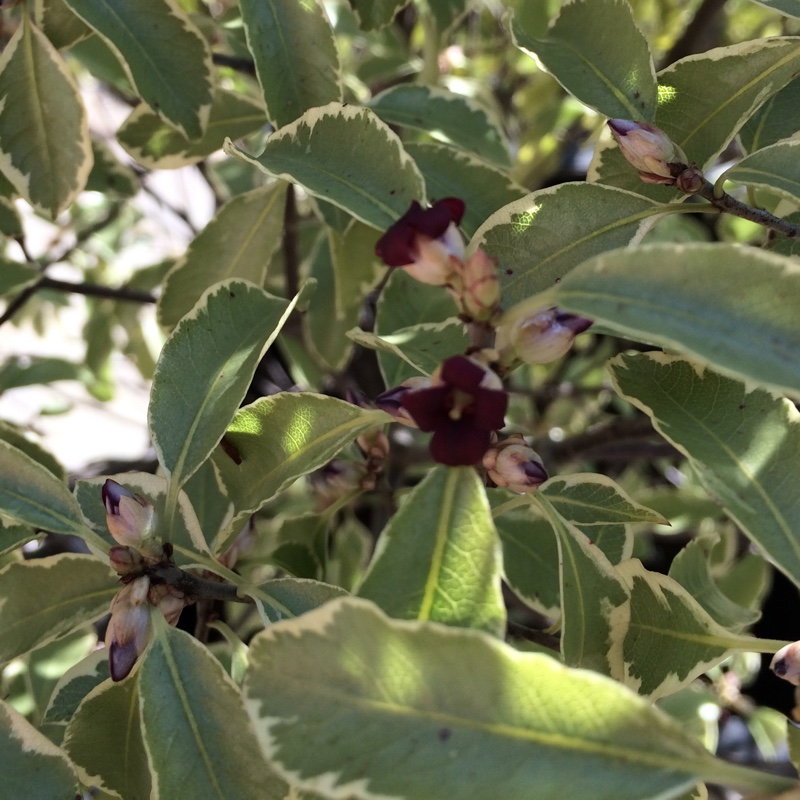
496 305 593 367
376 353 508 466
482 434 548 493
375 198 501 323
102 480 188 681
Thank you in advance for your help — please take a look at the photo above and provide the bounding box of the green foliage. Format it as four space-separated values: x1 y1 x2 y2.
2 0 800 797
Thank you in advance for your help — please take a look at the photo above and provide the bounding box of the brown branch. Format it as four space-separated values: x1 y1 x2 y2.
211 52 257 76
146 563 254 605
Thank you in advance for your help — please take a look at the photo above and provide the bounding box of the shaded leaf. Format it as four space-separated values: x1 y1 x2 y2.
0 259 38 296
722 140 800 205
739 76 800 152
34 0 92 49
350 0 409 30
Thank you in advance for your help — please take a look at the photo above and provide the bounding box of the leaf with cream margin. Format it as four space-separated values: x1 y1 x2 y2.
468 183 661 305
0 699 79 799
510 0 658 122
43 650 108 736
62 0 213 139
535 495 629 676
63 674 150 800
157 183 287 329
0 16 92 218
547 243 800 396
739 76 800 153
721 140 800 206
225 103 424 230
349 0 410 30
609 352 800 589
539 474 668 526
358 466 506 636
610 559 787 701
211 393 391 549
0 555 118 666
243 597 796 800
239 0 341 129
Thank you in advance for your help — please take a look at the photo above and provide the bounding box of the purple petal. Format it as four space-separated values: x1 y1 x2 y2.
401 386 450 431
102 479 133 515
440 356 485 392
554 312 593 335
523 460 549 485
430 422 491 466
414 198 466 238
471 388 508 430
109 641 139 682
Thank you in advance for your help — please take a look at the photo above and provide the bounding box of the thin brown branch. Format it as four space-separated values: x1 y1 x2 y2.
211 52 257 76
147 563 254 604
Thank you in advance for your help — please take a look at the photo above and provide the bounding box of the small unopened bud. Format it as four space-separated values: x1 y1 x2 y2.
102 479 156 549
106 576 152 681
771 642 800 685
375 377 430 427
675 166 705 194
148 583 187 627
607 119 686 183
483 434 548 493
458 249 501 322
108 545 144 576
497 306 592 365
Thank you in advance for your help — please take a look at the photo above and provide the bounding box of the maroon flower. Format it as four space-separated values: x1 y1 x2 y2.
375 198 466 286
400 355 508 466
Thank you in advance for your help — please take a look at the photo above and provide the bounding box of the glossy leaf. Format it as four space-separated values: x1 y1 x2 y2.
244 598 794 800
157 184 287 329
0 555 117 665
63 0 213 139
63 674 150 800
0 421 65 481
239 0 341 128
139 620 287 800
149 280 291 492
43 650 109 729
550 244 800 395
369 85 511 166
539 474 667 526
0 441 86 537
0 16 92 218
0 699 79 800
212 394 390 545
358 466 506 636
225 102 424 230
510 0 657 121
405 142 525 237
739 76 800 152
470 183 660 305
610 352 800 589
117 90 266 170
721 140 800 205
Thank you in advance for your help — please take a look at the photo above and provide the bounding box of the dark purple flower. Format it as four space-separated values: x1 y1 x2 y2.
375 198 466 285
400 355 508 466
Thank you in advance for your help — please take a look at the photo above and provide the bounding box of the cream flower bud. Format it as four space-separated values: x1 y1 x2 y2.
483 434 548 493
771 642 800 685
108 545 144 577
458 249 501 322
497 306 592 365
607 119 686 182
148 583 187 627
102 479 156 549
106 576 152 682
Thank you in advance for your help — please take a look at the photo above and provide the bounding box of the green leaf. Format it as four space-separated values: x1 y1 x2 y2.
0 16 92 218
181 460 233 548
369 85 511 166
258 577 348 622
117 89 267 170
0 699 79 800
63 674 150 800
34 0 92 49
0 200 23 238
239 0 341 128
139 620 287 800
84 139 138 197
611 560 761 701
739 76 800 152
405 142 525 237
0 259 37 295
74 473 213 562
0 521 39 557
0 441 86 537
43 650 109 728
609 352 800 590
212 394 390 545
550 243 800 396
749 0 800 18
244 597 794 799
0 355 85 389
157 184 287 329
722 140 800 205
510 0 657 121
668 537 761 632
539 474 668 526
0 420 66 481
350 0 409 30
305 223 383 371
225 102 424 230
149 280 291 495
0 555 117 665
358 466 506 636
536 496 629 676
62 0 213 139
470 183 660 305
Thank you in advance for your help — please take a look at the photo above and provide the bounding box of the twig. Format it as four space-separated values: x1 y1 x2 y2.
283 183 299 300
38 277 156 304
147 563 254 605
212 52 257 76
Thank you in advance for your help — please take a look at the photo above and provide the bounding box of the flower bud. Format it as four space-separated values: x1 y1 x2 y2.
106 576 152 681
108 545 144 577
458 249 501 322
102 479 156 549
148 583 187 627
771 642 800 685
375 377 431 428
497 306 592 365
483 434 548 493
607 119 686 183
675 166 705 194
